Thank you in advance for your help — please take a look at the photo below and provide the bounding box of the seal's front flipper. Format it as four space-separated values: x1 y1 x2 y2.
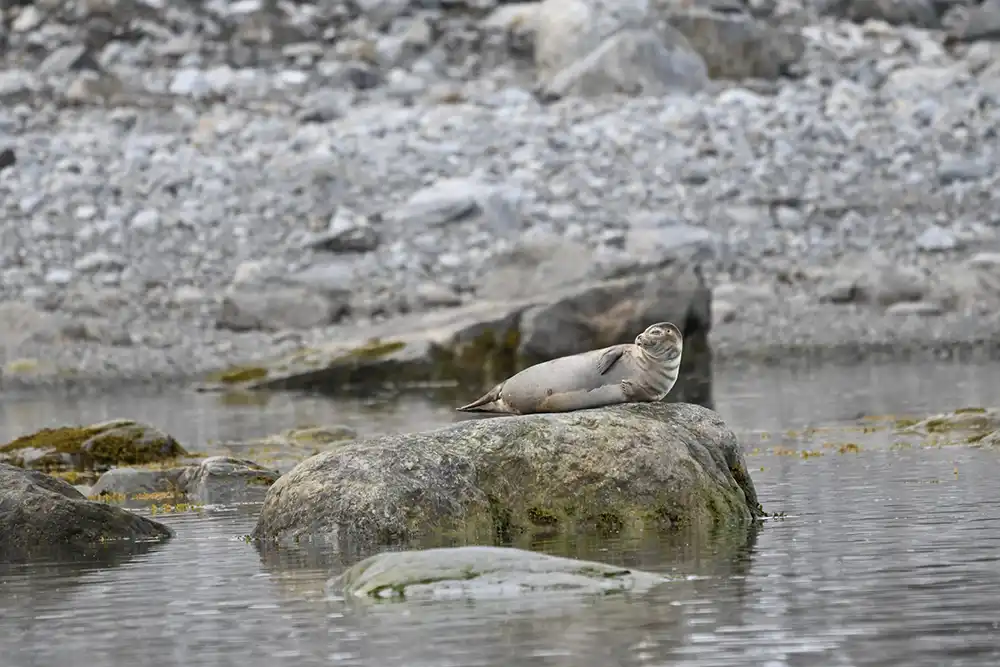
596 347 625 375
457 383 504 412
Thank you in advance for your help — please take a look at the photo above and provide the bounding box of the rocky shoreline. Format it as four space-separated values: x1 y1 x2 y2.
3 0 1000 394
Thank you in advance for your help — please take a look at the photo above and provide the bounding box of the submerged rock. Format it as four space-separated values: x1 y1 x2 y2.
89 467 184 498
90 456 280 505
0 464 172 561
330 546 670 601
0 419 187 471
251 403 762 546
897 407 1000 446
177 456 280 505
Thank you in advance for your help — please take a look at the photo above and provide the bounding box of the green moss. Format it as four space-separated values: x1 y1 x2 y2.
954 407 987 414
247 474 277 486
967 432 989 444
343 339 407 360
1 425 107 455
925 415 991 433
206 366 269 384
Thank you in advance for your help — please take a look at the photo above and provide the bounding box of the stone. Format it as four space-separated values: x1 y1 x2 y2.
624 218 722 268
916 226 960 252
821 261 930 307
0 463 172 561
217 286 345 332
251 402 762 545
0 301 66 347
540 28 708 99
966 253 1000 270
385 178 523 234
474 233 599 302
330 546 670 601
74 250 127 273
176 457 280 505
534 0 650 83
665 10 805 80
0 147 15 172
90 467 184 498
825 0 940 28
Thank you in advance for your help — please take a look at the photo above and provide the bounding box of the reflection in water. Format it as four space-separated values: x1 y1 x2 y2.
2 361 1000 667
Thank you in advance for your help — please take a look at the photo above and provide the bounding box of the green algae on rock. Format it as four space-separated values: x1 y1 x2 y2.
251 402 762 547
0 419 188 471
330 546 671 602
895 407 1000 445
0 463 172 562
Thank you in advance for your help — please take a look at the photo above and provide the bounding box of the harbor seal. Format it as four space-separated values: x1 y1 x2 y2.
456 322 683 415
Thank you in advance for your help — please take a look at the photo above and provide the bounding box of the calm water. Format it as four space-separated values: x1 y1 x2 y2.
2 361 1000 666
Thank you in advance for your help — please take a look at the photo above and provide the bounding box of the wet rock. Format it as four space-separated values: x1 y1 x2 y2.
665 10 805 80
0 419 187 471
177 456 280 505
330 546 670 601
0 463 172 562
540 28 708 99
217 285 347 332
90 467 184 498
897 408 1000 442
252 402 762 545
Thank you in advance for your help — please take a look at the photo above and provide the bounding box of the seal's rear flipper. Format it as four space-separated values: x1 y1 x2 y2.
456 383 503 412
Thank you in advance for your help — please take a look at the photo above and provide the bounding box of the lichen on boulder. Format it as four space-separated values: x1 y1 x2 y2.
0 463 172 561
330 546 670 602
251 402 762 547
0 419 188 471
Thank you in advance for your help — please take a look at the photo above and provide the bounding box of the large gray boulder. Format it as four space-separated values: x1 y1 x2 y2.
330 546 669 601
0 464 172 561
252 403 762 547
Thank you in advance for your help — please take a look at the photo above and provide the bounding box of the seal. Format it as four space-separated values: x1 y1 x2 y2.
456 322 684 415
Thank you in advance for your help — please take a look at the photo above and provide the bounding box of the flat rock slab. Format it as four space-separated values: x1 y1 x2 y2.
0 463 172 562
197 268 711 406
330 545 670 601
251 403 762 547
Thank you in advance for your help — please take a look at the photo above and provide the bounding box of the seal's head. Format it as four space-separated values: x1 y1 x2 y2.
635 322 683 360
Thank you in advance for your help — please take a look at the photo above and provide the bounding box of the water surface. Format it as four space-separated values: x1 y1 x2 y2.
2 361 1000 667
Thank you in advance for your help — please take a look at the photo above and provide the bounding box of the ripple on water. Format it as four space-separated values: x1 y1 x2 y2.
3 361 1000 666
